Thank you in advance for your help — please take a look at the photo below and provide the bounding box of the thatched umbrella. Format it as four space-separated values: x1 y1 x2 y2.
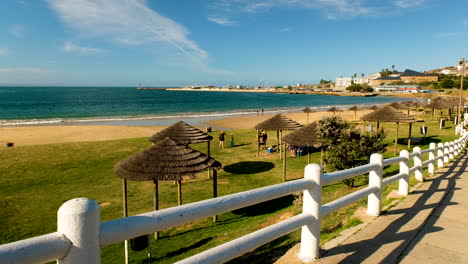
368 105 380 111
115 137 222 237
255 114 302 181
361 106 416 153
348 105 359 120
302 107 316 124
388 102 410 115
149 121 213 178
327 106 343 115
425 97 453 119
282 122 322 179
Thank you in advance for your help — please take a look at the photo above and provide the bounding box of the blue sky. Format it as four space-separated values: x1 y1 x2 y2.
0 0 467 86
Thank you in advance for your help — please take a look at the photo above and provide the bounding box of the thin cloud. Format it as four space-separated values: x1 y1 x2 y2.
436 32 462 38
210 0 373 19
393 0 425 8
0 68 54 74
48 0 208 64
62 41 105 54
208 15 236 26
9 24 25 37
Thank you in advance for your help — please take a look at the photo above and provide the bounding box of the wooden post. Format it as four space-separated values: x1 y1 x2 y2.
256 129 260 156
212 169 218 222
278 130 281 159
153 180 159 239
282 143 287 181
207 141 211 179
407 123 412 149
395 122 399 155
122 179 129 264
177 180 182 206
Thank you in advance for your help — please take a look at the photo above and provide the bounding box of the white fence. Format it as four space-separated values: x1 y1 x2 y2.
1 129 467 264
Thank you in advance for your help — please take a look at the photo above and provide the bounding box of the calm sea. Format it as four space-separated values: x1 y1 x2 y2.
0 86 404 126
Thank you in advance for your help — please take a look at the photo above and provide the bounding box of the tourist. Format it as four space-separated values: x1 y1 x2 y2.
219 131 226 148
230 133 234 147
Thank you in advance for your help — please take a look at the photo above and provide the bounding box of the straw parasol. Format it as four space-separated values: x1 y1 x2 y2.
327 106 343 115
367 105 380 111
302 107 316 124
255 114 302 181
115 137 222 238
282 122 322 180
361 106 416 153
149 121 214 179
347 105 359 120
388 102 410 115
425 97 453 119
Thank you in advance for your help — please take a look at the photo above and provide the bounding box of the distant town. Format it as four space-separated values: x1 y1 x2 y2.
162 65 468 96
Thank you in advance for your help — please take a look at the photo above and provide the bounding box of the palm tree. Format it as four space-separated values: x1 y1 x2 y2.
361 73 365 77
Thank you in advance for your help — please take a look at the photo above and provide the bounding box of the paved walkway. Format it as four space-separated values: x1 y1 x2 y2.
276 150 468 264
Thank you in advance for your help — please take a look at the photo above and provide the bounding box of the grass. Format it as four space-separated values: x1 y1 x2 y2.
0 115 460 263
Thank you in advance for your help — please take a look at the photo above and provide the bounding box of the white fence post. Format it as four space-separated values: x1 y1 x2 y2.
438 143 444 168
428 143 435 174
449 142 454 160
57 198 101 264
454 140 460 156
444 142 450 163
299 164 322 262
367 154 383 216
399 150 410 195
413 147 423 182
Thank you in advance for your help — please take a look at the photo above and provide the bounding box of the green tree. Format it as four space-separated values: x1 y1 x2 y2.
346 84 363 92
439 78 455 88
380 68 392 77
318 116 387 187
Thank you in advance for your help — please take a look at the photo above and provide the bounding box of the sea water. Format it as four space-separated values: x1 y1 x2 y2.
0 86 403 126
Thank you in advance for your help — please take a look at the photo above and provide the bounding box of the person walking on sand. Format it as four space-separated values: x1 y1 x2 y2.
219 131 226 148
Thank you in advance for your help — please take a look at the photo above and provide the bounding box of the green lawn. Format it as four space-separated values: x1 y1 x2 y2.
0 116 460 263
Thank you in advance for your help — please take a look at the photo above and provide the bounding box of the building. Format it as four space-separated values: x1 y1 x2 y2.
399 69 438 83
370 69 438 86
335 77 353 89
374 84 420 93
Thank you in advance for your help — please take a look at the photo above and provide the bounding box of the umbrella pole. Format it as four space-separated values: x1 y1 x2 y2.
122 179 129 264
256 129 260 156
277 130 280 159
283 142 287 181
376 122 380 130
177 180 182 206
153 180 159 240
408 123 412 149
307 151 311 164
207 141 211 179
212 169 218 222
279 130 283 160
395 122 399 155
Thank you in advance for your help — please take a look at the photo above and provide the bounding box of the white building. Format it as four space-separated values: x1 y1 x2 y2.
335 77 353 88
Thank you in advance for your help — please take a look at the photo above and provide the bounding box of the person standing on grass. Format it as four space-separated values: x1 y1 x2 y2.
219 131 226 148
230 133 234 147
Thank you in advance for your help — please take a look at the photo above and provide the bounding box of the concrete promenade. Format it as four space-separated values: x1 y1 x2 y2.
317 150 468 263
276 150 468 263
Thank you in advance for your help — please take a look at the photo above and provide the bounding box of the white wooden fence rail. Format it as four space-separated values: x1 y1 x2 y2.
0 128 467 264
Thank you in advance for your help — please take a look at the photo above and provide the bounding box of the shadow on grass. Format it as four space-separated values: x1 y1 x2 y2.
147 237 214 262
223 161 275 174
232 195 295 216
226 235 294 264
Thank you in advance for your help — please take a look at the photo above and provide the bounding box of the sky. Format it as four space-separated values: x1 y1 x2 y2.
0 0 467 87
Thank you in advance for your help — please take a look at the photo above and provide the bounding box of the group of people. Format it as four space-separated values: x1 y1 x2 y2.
218 131 234 148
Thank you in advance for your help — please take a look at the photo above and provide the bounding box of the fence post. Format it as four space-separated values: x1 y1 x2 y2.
438 143 444 168
413 147 423 181
454 140 460 157
367 154 383 216
444 142 450 163
398 150 410 195
428 143 435 174
58 198 101 264
449 142 454 160
299 164 322 262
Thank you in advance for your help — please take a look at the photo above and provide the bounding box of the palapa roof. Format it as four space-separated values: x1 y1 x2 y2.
367 105 380 110
115 137 222 181
387 102 409 110
425 97 453 109
282 122 322 147
348 105 359 111
254 114 303 130
327 107 343 112
302 107 316 113
361 106 416 123
148 121 212 144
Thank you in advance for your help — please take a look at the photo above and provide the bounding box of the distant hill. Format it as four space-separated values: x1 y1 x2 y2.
426 66 460 75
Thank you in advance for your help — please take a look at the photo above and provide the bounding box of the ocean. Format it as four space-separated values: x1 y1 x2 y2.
0 86 404 126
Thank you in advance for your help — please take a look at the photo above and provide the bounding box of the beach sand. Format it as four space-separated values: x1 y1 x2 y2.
0 109 376 147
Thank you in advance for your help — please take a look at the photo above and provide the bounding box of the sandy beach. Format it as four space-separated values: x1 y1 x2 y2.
0 109 376 146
